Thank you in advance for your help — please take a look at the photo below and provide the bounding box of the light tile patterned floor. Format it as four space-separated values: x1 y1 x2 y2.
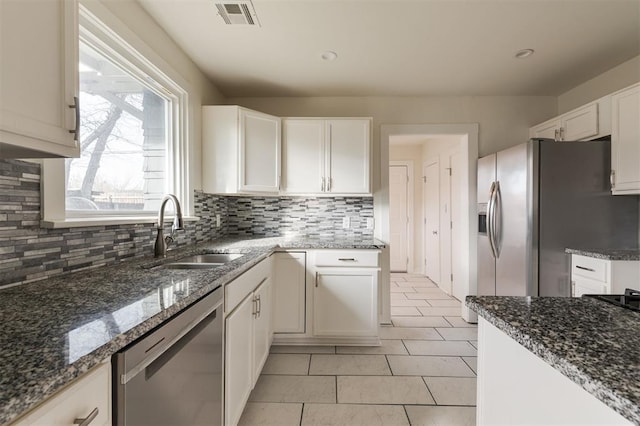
238 273 477 426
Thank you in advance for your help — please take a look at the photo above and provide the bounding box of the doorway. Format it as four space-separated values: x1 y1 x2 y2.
379 123 479 324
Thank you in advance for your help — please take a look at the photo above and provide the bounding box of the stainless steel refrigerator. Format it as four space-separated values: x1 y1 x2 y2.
477 138 639 297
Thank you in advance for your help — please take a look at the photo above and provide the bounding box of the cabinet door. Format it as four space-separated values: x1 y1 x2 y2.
0 0 79 158
611 84 640 194
224 294 254 426
253 277 272 385
313 269 378 337
572 275 608 297
282 119 325 193
562 103 598 141
326 120 371 194
273 252 306 333
239 109 281 192
530 118 561 140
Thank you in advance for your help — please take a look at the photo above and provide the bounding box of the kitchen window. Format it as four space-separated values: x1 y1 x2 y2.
42 6 189 226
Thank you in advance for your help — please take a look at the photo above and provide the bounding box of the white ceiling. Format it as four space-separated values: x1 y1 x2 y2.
138 0 640 97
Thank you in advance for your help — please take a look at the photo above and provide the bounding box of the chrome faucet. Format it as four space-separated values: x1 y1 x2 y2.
154 194 185 258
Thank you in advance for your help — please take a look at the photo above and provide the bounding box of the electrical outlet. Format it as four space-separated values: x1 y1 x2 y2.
215 214 221 228
342 217 350 229
366 218 374 229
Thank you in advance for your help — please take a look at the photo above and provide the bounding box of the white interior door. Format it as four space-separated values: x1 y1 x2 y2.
424 161 440 284
389 165 409 272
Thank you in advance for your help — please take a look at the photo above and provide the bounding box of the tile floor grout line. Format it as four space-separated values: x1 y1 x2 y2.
402 404 413 426
420 375 439 406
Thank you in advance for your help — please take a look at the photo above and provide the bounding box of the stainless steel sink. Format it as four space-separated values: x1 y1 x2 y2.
163 253 244 269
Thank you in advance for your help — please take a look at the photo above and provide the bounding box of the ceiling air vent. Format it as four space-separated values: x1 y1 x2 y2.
215 1 260 26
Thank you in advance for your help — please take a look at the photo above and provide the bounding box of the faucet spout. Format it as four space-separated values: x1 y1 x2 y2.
154 194 184 258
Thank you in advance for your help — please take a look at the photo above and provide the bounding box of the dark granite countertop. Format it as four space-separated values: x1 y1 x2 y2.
0 235 384 425
466 295 640 425
566 248 640 261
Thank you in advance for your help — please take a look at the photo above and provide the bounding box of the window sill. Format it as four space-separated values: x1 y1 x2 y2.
40 216 200 229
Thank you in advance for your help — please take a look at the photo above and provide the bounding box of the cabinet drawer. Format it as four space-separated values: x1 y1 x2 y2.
572 276 609 297
15 362 111 426
571 255 608 282
225 256 272 312
313 250 379 267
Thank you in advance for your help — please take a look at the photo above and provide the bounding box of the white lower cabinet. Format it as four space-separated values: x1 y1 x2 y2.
570 254 640 296
272 249 380 345
252 277 272 382
224 257 273 426
313 269 378 337
14 362 111 426
224 293 254 426
272 252 306 333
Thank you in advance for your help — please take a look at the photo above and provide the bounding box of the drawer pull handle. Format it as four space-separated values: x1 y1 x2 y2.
338 258 356 261
575 265 596 272
74 407 99 426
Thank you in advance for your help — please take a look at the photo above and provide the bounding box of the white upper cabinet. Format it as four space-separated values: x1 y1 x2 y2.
529 98 611 142
282 118 371 195
611 83 640 195
202 105 281 194
0 0 79 158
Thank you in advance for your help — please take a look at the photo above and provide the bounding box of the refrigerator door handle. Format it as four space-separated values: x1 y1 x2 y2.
493 181 502 258
487 182 498 259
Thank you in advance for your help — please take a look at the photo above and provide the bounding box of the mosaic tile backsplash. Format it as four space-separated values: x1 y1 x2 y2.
0 160 373 288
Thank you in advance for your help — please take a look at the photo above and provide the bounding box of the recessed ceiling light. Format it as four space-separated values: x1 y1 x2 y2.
515 48 535 59
321 51 338 61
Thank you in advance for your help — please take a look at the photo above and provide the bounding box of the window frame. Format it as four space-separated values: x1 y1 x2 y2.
42 5 191 227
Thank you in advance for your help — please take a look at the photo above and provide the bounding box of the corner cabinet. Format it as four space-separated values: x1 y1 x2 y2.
282 118 371 195
202 106 281 194
0 0 79 158
611 83 640 195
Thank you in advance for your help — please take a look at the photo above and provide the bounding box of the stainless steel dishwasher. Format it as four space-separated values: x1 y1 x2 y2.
114 286 223 426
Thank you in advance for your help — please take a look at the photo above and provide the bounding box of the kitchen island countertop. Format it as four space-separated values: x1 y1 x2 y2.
466 295 640 425
0 235 385 425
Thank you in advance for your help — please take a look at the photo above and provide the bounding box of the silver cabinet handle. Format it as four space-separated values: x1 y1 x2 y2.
559 127 565 141
321 177 325 192
74 407 99 426
610 170 616 189
575 265 596 272
554 129 559 140
338 258 356 261
571 280 576 297
327 177 332 192
252 296 257 318
315 271 319 288
68 96 80 142
257 295 261 318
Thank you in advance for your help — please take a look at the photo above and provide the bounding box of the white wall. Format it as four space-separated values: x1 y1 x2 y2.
558 55 640 114
81 0 225 209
